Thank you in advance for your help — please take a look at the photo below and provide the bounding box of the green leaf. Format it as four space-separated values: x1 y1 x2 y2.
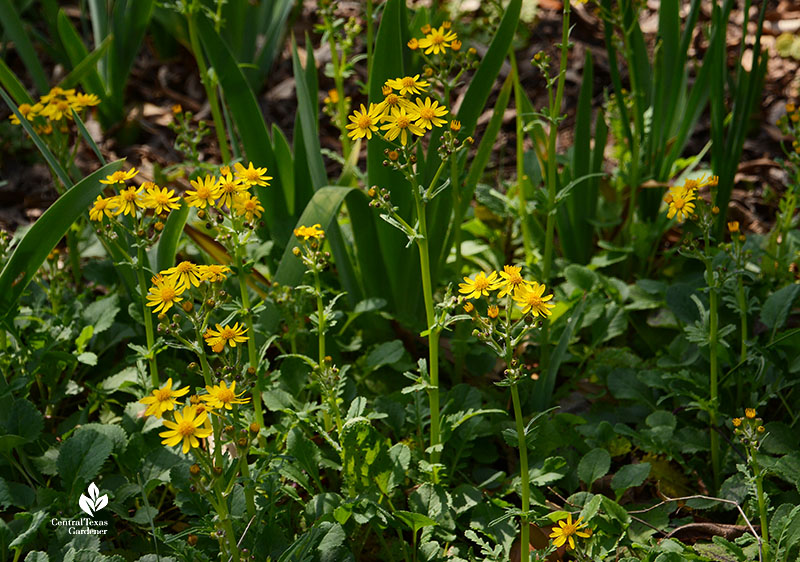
0 160 123 325
0 57 34 105
761 284 800 335
291 38 326 191
0 478 35 510
611 463 651 492
57 429 114 495
155 203 189 272
286 427 320 485
601 496 631 527
24 552 50 562
9 511 47 549
365 340 405 370
394 510 437 534
0 0 49 93
564 264 598 292
0 398 43 452
578 448 611 487
58 35 113 90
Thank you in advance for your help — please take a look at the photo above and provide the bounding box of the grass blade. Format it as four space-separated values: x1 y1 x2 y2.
0 58 34 105
0 0 49 93
155 203 189 273
58 34 113 90
0 161 124 325
71 109 106 165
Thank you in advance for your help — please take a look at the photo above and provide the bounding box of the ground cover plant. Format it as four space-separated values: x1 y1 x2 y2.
1 0 799 560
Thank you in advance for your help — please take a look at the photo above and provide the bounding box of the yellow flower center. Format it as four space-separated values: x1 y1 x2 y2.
220 327 238 340
244 200 257 211
121 189 137 202
57 100 69 111
196 186 211 199
217 388 236 403
401 77 416 88
357 114 373 129
159 286 176 301
177 420 197 437
221 180 238 194
473 277 489 291
155 388 173 401
507 272 523 286
176 262 193 274
431 32 445 45
526 293 543 307
242 169 260 182
396 115 410 128
153 192 170 204
419 107 435 120
674 199 685 209
561 522 577 535
386 94 399 106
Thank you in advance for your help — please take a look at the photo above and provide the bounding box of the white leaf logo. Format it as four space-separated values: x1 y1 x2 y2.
78 482 108 517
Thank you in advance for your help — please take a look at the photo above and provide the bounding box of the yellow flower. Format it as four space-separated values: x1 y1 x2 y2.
215 169 247 209
162 261 203 292
407 38 419 50
143 185 181 215
380 106 425 146
40 99 73 121
745 408 756 419
67 92 100 110
201 380 250 410
145 275 184 314
294 223 324 240
549 514 591 550
9 103 36 125
418 25 458 55
376 94 412 119
487 305 499 319
185 175 221 208
198 264 231 283
139 378 190 418
88 195 118 221
513 282 555 317
450 120 461 132
728 221 740 233
463 302 474 313
497 265 529 298
451 39 462 51
385 75 430 96
732 417 742 427
234 162 272 188
346 103 382 141
159 406 213 454
203 323 249 353
40 87 72 104
232 193 265 221
408 97 448 130
326 89 340 104
100 168 139 185
111 186 146 216
421 24 431 34
666 185 696 222
458 271 500 300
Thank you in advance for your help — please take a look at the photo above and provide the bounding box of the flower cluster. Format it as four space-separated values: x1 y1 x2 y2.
776 102 800 165
732 407 766 450
184 162 269 221
459 265 555 318
9 87 100 134
346 77 449 145
549 514 592 550
292 224 328 273
663 174 719 222
407 22 460 55
146 261 230 313
139 378 250 454
90 168 183 222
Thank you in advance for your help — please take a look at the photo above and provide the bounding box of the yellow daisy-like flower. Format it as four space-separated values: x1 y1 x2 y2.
346 103 382 141
732 417 742 427
203 323 249 353
418 25 458 55
497 265 530 298
159 406 213 454
111 186 146 216
198 264 231 283
409 97 448 130
549 514 591 550
458 271 501 300
666 187 696 222
143 184 181 215
745 408 756 419
376 94 412 120
162 261 203 292
385 75 430 96
294 224 324 240
185 175 221 209
145 274 184 314
88 195 118 222
215 170 247 209
139 378 190 418
487 305 499 319
40 87 72 104
513 282 555 317
100 168 139 185
9 103 36 125
201 380 250 410
728 221 740 233
234 162 272 188
67 92 101 110
40 99 73 121
380 106 425 146
231 193 265 221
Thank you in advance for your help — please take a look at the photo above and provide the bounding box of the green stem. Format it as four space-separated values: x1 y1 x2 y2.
195 326 224 470
366 0 374 77
412 188 441 482
705 232 720 492
755 468 770 562
66 227 82 289
737 275 747 364
234 245 264 445
188 7 231 163
324 12 351 160
136 245 159 387
313 269 326 361
511 383 530 562
214 485 240 561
